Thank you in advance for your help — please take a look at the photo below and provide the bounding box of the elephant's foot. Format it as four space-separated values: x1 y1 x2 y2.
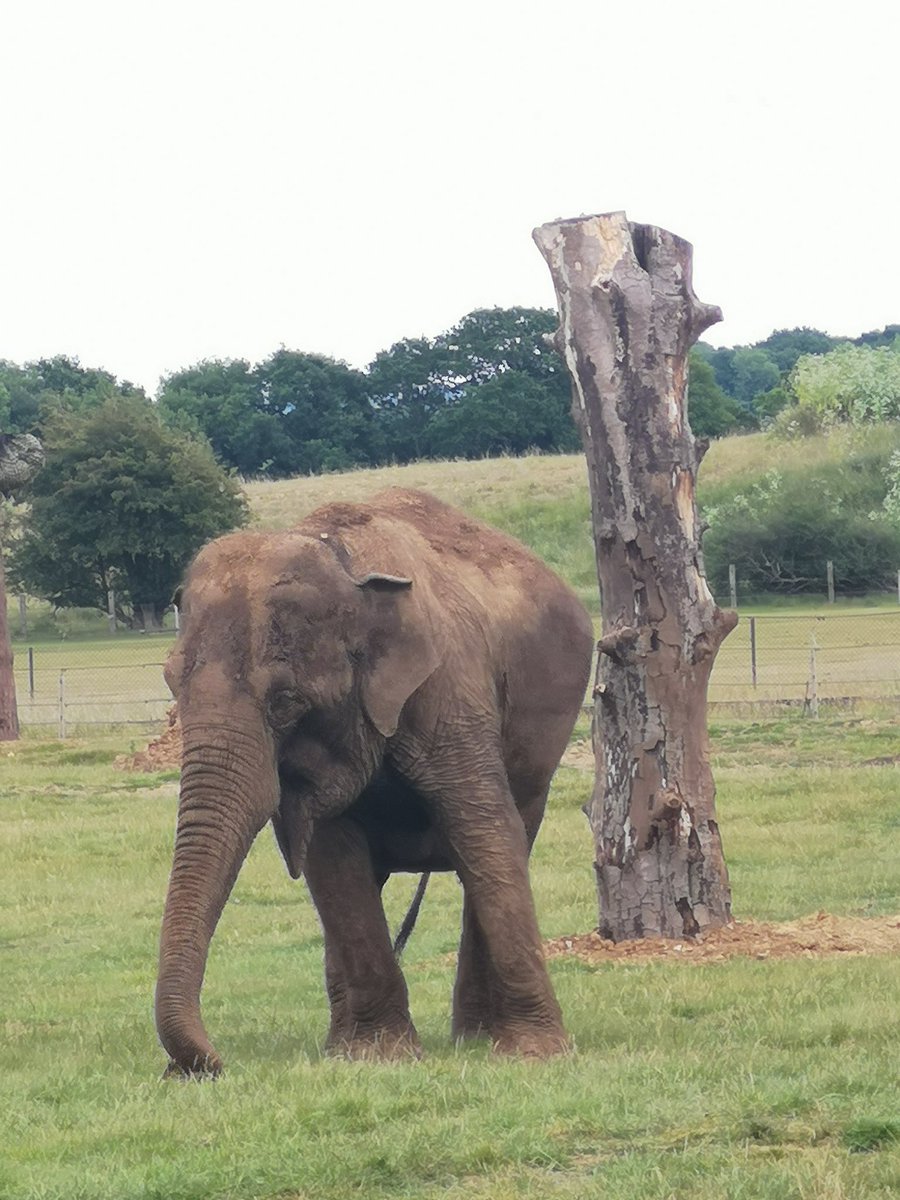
490 1025 570 1060
326 1024 422 1062
451 1013 490 1044
161 1053 223 1081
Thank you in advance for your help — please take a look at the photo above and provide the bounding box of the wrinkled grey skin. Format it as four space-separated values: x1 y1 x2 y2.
157 488 593 1075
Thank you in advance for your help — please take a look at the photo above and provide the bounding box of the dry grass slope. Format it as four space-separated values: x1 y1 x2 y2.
243 452 591 529
241 430 847 531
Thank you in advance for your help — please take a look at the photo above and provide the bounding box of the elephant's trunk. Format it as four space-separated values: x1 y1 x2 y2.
155 720 278 1076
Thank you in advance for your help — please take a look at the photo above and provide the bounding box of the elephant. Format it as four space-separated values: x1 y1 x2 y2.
156 487 593 1076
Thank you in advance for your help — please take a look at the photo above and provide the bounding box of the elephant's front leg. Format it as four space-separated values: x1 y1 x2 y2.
453 787 551 1044
425 767 567 1058
304 817 421 1060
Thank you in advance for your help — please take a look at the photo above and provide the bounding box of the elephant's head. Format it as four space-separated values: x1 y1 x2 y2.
155 529 441 1076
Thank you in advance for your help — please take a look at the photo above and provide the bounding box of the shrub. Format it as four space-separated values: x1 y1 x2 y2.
701 425 900 596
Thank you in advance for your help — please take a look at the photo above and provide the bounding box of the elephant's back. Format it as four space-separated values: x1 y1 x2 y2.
302 484 593 693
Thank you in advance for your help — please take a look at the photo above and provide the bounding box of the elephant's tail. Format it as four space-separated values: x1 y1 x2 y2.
393 872 431 958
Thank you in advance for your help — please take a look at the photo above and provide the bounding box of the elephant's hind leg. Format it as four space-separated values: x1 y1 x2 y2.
452 893 495 1042
305 817 421 1061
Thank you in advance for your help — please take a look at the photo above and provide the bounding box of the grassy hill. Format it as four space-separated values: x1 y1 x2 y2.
242 425 900 615
241 432 822 612
12 427 895 641
243 452 597 607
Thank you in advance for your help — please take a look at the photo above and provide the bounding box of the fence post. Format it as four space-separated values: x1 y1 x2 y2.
729 564 737 609
107 590 117 635
57 670 66 739
804 635 819 718
749 616 757 688
826 560 835 604
28 647 35 701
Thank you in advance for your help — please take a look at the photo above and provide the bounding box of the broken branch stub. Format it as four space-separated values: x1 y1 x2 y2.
534 211 737 941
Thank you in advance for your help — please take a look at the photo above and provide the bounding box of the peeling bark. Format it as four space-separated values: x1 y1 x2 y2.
534 212 736 941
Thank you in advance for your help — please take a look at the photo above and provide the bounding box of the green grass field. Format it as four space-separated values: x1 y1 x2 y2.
1 709 898 1200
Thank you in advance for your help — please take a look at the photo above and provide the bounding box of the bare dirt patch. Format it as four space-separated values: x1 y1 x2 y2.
115 706 182 772
561 740 594 771
545 911 900 964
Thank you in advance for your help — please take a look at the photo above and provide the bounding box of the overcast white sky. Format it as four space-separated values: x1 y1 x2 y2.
1 0 896 395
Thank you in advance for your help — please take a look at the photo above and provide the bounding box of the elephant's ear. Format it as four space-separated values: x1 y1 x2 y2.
356 573 443 738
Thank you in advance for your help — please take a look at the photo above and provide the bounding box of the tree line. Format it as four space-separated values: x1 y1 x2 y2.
3 309 900 629
1 307 580 481
5 311 900 480
689 324 900 436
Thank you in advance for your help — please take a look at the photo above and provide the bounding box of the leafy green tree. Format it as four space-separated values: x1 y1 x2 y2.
26 355 123 400
701 427 900 596
12 396 247 627
729 348 780 411
0 355 142 436
366 336 465 462
693 343 737 398
426 371 578 459
366 307 577 463
853 324 900 348
687 353 745 438
789 342 900 427
159 352 374 477
157 359 279 476
752 383 794 424
755 327 836 373
259 349 375 474
437 307 565 386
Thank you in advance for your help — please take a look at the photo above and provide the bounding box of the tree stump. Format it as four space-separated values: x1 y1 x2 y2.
0 433 45 740
534 212 737 941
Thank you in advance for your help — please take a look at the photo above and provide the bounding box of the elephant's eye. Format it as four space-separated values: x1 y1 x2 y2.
266 687 308 730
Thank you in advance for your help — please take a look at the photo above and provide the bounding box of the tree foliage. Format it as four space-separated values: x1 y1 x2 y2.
367 307 577 463
427 370 577 459
755 327 837 373
0 355 143 435
12 397 247 627
158 351 375 478
158 307 579 476
701 426 900 596
786 341 900 428
687 353 746 438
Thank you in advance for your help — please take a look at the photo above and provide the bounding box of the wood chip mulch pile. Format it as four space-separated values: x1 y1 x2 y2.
545 911 900 964
114 706 182 772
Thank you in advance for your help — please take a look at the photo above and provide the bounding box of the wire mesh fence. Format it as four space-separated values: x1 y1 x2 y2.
10 611 900 736
708 611 900 704
13 636 174 734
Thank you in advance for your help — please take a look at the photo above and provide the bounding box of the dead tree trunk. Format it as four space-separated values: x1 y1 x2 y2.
534 212 737 941
0 433 45 741
0 553 18 740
